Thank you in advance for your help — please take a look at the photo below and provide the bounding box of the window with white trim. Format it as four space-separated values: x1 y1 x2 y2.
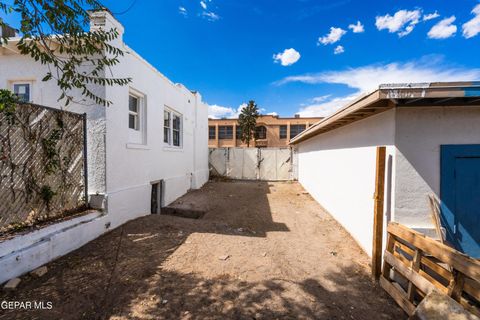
164 108 182 147
12 82 32 102
129 95 140 130
164 110 171 144
173 114 181 147
127 90 147 145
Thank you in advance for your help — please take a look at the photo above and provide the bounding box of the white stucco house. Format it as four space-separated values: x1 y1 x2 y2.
0 11 209 282
291 82 480 258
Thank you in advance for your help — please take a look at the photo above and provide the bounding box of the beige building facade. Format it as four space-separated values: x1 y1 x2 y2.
208 115 323 148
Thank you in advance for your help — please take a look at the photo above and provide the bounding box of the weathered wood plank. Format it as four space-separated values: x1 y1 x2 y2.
380 275 416 315
421 255 452 282
387 223 480 280
384 251 437 296
408 249 423 301
382 234 395 279
372 146 386 279
465 278 480 301
448 272 466 302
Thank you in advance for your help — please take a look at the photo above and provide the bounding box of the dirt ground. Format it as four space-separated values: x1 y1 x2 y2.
0 181 405 320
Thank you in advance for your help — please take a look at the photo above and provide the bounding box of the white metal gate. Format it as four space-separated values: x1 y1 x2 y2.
209 147 297 181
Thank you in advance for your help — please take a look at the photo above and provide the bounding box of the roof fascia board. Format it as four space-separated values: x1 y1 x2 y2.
290 90 381 144
290 83 480 145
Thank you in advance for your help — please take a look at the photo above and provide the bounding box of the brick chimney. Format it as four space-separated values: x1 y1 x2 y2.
89 9 124 43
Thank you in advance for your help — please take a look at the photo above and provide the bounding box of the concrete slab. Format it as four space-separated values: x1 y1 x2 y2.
412 291 480 320
3 278 21 290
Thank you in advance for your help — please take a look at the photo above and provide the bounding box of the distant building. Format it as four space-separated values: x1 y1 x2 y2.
208 114 323 148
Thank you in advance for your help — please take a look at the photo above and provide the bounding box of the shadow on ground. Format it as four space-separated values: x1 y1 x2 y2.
164 180 290 237
0 181 404 320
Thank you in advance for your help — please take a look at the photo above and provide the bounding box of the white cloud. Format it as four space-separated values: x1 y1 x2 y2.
318 27 347 45
311 95 332 103
201 11 220 21
293 60 480 117
273 48 301 66
297 94 358 118
267 112 278 116
198 0 220 22
208 104 245 119
179 6 187 16
333 45 345 55
423 11 440 21
277 59 480 92
462 4 480 39
348 21 364 33
375 9 421 37
428 16 457 39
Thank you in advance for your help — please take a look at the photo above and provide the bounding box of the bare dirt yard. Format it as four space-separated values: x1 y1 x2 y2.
0 181 404 320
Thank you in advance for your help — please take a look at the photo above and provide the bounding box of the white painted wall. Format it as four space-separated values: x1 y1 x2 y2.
297 105 480 256
297 110 396 255
0 50 107 195
103 44 209 225
394 106 480 231
0 11 209 282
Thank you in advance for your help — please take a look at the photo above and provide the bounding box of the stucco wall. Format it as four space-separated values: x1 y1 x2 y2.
0 11 209 282
394 106 480 230
297 110 396 255
296 105 480 255
0 54 107 195
103 44 209 223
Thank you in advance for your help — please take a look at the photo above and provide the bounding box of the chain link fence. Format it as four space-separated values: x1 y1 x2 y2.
0 103 87 235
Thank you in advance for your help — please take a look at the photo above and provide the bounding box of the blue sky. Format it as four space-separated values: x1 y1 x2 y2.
4 0 480 117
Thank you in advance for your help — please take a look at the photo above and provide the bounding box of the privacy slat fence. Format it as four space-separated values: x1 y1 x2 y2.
0 103 87 235
380 222 480 317
209 147 297 181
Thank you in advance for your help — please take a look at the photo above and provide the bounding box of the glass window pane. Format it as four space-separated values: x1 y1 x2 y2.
164 127 170 143
129 95 138 112
236 126 242 139
219 126 233 139
14 84 30 102
164 111 170 128
173 130 180 146
209 126 216 139
255 126 266 139
290 124 306 138
280 125 287 139
129 114 137 130
173 115 180 130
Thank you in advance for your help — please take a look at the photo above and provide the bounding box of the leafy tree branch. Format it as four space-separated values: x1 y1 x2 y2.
0 0 131 106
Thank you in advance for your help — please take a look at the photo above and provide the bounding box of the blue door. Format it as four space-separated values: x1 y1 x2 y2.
441 145 480 258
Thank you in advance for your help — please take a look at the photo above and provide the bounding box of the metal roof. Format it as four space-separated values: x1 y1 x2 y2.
290 81 480 145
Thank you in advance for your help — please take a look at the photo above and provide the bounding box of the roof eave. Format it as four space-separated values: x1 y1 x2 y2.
289 82 480 145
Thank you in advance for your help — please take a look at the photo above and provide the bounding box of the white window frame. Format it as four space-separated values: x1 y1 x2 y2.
127 89 147 146
129 95 140 131
164 110 171 145
11 81 33 103
164 107 183 149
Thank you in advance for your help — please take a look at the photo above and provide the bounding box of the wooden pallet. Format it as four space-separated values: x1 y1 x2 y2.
380 222 480 317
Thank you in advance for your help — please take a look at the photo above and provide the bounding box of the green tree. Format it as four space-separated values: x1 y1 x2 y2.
238 100 259 147
0 1 130 106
